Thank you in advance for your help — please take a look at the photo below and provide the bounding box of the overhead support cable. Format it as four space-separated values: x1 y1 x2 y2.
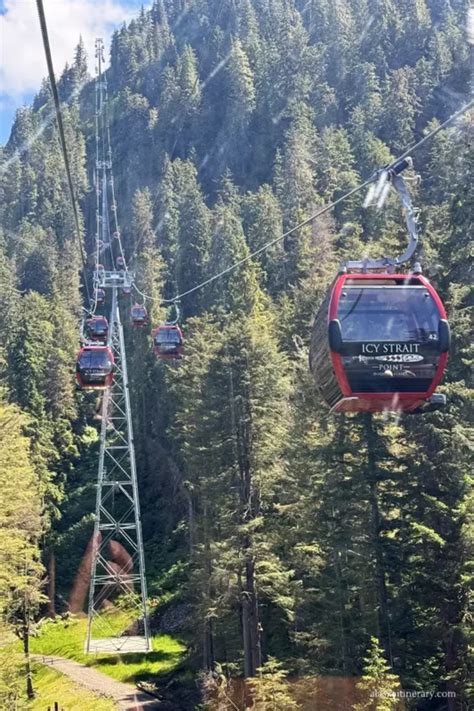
35 0 91 303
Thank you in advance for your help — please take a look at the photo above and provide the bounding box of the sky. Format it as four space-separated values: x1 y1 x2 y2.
0 0 148 145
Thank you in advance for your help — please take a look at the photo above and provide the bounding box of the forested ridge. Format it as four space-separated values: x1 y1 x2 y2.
0 0 473 708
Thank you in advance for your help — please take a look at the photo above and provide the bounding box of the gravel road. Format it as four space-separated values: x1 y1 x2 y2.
32 655 161 710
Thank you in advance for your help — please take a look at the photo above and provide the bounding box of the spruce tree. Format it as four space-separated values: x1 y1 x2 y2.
354 636 400 711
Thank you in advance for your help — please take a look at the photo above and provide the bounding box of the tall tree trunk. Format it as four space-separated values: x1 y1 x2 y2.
186 488 194 555
246 554 262 674
234 355 262 678
241 580 253 678
203 618 214 670
334 551 349 674
47 548 56 617
240 455 261 678
364 414 393 665
202 500 214 670
23 601 34 699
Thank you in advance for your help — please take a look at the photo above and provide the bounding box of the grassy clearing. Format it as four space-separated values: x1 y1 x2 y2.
30 616 186 684
29 662 117 710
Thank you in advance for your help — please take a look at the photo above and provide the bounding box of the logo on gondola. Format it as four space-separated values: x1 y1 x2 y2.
374 354 424 362
361 343 421 355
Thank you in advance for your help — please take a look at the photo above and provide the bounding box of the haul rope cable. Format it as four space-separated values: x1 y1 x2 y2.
89 37 129 321
96 40 117 279
90 39 102 316
89 38 108 316
101 49 129 273
133 96 473 306
36 0 91 303
84 38 126 317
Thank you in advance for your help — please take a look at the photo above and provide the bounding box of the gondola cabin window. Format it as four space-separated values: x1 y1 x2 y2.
78 349 112 369
338 286 440 343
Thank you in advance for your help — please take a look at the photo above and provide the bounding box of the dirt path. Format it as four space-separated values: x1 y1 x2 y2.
32 655 160 710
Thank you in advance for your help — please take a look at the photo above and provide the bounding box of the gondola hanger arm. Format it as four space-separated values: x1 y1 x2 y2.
165 300 181 325
343 157 419 272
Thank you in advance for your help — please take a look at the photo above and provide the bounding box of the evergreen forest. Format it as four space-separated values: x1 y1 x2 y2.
0 0 473 708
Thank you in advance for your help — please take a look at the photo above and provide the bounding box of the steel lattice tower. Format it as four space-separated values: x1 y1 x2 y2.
86 289 151 653
85 39 150 654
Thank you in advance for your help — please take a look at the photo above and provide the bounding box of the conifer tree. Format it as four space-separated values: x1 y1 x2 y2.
273 105 320 284
0 400 44 702
223 39 256 174
247 658 299 710
354 637 399 711
71 37 88 90
208 176 260 314
380 68 419 151
150 0 173 59
241 185 285 294
154 155 180 274
159 46 201 154
171 159 211 315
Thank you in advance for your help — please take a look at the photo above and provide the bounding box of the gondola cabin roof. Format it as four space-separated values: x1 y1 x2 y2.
309 272 449 414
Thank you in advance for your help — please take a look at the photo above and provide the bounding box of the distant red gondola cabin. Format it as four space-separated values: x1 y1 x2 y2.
76 346 114 390
85 316 109 342
152 325 184 360
309 273 449 413
131 304 148 327
95 288 105 304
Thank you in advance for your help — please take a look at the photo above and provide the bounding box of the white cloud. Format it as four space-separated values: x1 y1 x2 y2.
0 0 138 98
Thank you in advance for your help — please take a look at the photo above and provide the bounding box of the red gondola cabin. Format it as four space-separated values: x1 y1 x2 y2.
85 316 109 342
152 324 184 360
131 304 148 327
309 273 449 413
76 346 114 390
